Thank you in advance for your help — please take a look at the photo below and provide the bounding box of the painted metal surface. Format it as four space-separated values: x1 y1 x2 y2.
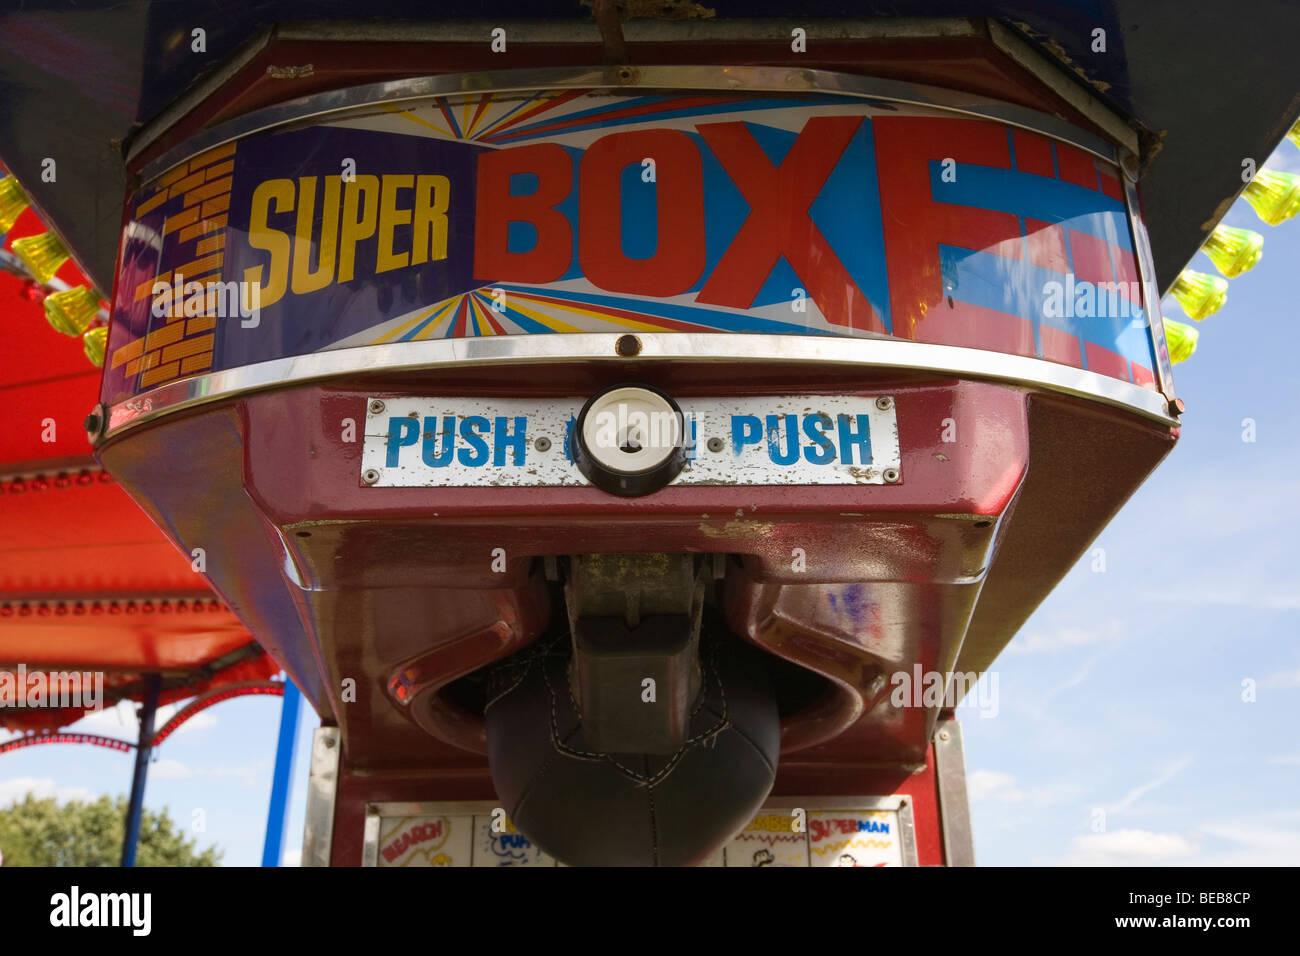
362 395 901 487
103 77 1162 417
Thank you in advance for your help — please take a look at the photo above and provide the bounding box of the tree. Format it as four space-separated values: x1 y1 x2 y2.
0 793 222 866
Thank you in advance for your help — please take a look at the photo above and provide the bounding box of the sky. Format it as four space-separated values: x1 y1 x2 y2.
1 145 1297 868
960 141 1300 866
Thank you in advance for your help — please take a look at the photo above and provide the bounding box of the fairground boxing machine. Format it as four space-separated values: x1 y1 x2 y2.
2 2 1297 866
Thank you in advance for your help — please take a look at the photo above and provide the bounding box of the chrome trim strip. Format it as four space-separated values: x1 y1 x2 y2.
134 64 1119 180
301 726 341 868
933 719 976 867
104 333 1178 439
275 17 981 46
1123 170 1178 404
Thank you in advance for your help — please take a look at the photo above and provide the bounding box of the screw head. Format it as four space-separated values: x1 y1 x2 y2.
615 334 641 357
875 396 894 411
706 437 725 453
83 403 106 443
534 437 552 452
939 730 950 741
368 399 386 415
883 467 901 483
362 468 380 485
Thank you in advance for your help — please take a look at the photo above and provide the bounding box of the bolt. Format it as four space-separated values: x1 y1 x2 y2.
362 468 380 485
883 467 901 484
706 437 725 453
534 437 552 452
323 736 335 749
615 334 641 357
368 399 386 415
1168 396 1186 417
83 403 106 443
939 730 950 741
875 396 894 411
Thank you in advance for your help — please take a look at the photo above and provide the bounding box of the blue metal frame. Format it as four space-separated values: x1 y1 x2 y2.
261 678 302 866
120 674 161 867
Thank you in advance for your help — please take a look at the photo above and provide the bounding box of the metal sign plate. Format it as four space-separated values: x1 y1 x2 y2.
361 395 900 487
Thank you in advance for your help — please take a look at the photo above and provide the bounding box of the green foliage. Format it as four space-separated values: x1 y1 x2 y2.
0 793 222 867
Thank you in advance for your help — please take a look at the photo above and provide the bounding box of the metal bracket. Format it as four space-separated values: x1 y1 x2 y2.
933 718 976 866
300 726 341 867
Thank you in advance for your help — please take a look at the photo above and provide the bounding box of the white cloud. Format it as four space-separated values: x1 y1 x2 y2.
0 777 93 808
151 758 193 780
1109 757 1192 813
969 770 1023 802
172 710 218 735
1191 816 1300 866
1263 143 1300 176
968 770 1082 807
1261 669 1300 690
1140 588 1300 611
1061 829 1199 866
1009 620 1125 654
149 757 270 789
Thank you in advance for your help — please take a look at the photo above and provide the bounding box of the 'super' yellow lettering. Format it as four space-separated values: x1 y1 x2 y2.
412 174 450 265
244 172 450 300
292 176 341 295
338 175 379 283
376 174 414 274
243 178 294 308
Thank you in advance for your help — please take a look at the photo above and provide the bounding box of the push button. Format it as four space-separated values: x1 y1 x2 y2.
573 384 686 496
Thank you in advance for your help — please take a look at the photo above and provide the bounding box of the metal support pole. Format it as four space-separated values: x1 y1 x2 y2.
120 674 161 867
261 678 302 866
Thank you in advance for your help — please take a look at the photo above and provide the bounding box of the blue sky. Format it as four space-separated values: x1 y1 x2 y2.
2 145 1297 868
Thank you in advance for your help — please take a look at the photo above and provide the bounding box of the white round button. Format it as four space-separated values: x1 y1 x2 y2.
575 385 686 496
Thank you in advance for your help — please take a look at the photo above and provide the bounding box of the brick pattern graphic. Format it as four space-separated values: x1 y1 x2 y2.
110 142 235 387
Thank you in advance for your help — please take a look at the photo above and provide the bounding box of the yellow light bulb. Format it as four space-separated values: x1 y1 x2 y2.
0 176 29 233
1163 318 1199 364
1203 224 1263 278
82 326 107 367
1243 168 1300 225
11 231 70 283
43 285 102 336
1170 269 1228 320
